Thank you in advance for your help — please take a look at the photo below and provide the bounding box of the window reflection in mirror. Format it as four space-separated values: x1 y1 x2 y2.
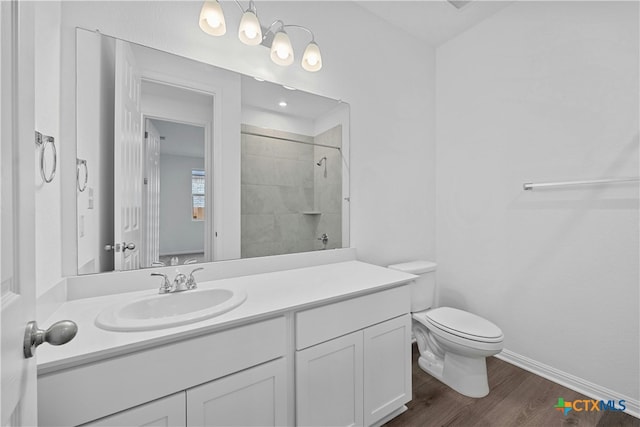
192 170 206 221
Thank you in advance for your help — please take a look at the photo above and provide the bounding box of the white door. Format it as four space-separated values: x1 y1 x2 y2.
186 358 287 426
0 1 37 425
113 39 142 270
296 331 364 427
142 119 161 267
363 315 412 426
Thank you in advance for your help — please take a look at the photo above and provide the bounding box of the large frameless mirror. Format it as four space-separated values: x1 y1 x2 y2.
75 29 350 275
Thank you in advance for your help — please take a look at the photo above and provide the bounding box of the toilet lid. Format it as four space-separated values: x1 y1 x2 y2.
424 307 503 343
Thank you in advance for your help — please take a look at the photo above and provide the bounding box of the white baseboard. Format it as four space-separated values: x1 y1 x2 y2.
496 349 639 419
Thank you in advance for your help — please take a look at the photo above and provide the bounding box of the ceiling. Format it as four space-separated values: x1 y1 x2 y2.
356 0 516 46
151 119 205 158
241 75 342 121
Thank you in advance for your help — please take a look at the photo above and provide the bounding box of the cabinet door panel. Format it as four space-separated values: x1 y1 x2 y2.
186 358 287 427
363 314 411 426
82 392 185 427
296 331 363 427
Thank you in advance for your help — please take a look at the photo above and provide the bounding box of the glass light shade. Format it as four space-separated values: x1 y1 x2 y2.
199 1 226 36
238 11 262 45
302 42 322 72
270 31 294 66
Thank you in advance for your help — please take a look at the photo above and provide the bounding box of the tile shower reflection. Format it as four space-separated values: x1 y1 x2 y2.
241 124 342 258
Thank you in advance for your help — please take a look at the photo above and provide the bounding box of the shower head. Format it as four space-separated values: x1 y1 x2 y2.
316 156 328 178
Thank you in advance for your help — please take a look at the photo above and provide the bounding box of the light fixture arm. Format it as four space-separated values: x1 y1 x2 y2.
233 0 257 14
282 24 316 43
265 19 286 35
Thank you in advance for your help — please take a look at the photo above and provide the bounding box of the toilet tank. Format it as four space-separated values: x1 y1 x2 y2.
388 260 437 312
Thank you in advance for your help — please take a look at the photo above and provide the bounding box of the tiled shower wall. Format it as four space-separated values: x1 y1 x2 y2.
241 124 342 258
314 125 342 250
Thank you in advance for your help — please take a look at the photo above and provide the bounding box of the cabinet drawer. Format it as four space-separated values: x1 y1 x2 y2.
295 285 410 350
39 316 286 427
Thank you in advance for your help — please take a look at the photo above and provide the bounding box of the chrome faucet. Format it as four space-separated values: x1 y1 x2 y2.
318 233 329 249
151 273 172 294
151 267 204 294
172 272 188 292
186 268 204 290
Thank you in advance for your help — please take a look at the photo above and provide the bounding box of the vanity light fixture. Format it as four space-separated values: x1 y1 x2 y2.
238 3 262 45
198 0 323 72
270 27 294 66
199 0 227 36
301 41 322 72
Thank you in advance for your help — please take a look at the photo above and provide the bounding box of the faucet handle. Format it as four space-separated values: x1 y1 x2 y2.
151 273 171 294
187 267 204 290
172 271 188 292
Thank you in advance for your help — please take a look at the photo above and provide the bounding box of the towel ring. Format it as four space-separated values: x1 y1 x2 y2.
76 159 88 192
35 131 57 184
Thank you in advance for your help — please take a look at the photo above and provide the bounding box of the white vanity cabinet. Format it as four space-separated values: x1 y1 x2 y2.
82 358 287 427
39 317 288 427
81 392 186 427
37 262 416 427
295 286 412 427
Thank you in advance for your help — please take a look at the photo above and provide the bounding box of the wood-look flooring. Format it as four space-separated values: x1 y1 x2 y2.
385 345 640 427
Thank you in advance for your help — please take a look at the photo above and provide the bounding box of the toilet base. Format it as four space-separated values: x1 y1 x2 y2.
418 352 490 398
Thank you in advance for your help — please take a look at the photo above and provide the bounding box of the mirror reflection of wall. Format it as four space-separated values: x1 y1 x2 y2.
75 28 349 275
76 30 115 275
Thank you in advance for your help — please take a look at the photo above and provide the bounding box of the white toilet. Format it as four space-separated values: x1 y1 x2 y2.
388 260 503 398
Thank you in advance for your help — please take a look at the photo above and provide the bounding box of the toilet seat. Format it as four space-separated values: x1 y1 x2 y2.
413 307 503 348
425 307 503 343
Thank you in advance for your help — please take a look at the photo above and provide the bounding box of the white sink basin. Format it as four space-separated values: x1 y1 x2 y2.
95 288 247 332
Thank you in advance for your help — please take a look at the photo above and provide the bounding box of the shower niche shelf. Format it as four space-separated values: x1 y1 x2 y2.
301 211 322 215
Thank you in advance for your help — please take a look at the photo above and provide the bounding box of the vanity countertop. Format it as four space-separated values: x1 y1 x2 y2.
37 261 416 375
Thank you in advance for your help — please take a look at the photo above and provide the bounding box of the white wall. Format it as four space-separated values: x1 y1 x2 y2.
52 1 436 293
436 0 639 404
242 106 315 136
159 154 205 255
34 2 63 295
